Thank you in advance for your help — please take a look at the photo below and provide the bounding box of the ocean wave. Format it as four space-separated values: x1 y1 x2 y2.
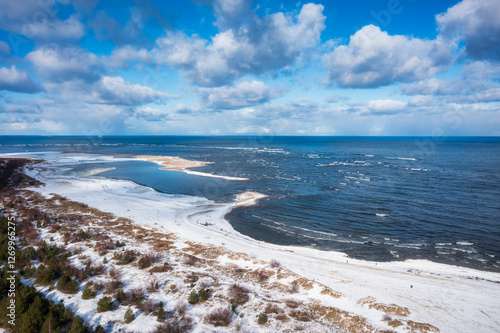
387 157 418 161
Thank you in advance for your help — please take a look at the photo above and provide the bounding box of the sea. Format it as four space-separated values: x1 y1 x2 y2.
1 135 499 272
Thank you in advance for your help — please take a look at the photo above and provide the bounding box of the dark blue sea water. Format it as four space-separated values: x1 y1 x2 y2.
1 136 499 271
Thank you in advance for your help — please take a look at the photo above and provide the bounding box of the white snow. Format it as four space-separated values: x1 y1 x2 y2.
3 151 500 333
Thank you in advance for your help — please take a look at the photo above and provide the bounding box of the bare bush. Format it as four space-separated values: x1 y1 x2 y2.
139 299 157 314
95 241 116 256
138 253 159 269
183 254 199 266
254 270 269 282
105 278 123 294
149 264 173 273
175 301 188 315
153 316 193 333
205 308 233 327
147 277 161 291
289 309 313 322
290 281 300 293
270 259 280 268
197 277 213 289
264 303 284 314
108 267 120 279
228 284 250 305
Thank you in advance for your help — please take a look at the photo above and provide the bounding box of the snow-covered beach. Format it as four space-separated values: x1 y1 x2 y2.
3 151 500 332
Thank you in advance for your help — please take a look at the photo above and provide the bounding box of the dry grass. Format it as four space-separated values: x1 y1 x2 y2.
149 264 173 273
320 287 343 299
289 309 314 322
285 299 302 309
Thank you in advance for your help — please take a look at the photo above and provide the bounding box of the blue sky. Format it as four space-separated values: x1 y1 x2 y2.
0 0 499 135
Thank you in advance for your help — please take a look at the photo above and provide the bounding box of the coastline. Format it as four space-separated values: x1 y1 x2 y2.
62 150 250 181
13 153 500 333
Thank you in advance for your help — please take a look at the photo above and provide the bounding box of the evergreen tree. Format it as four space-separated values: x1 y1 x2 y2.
124 307 134 323
68 316 88 333
157 302 165 322
188 290 199 304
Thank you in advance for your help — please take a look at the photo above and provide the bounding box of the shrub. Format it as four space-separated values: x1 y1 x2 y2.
175 301 187 315
147 277 160 291
257 313 268 325
105 278 123 293
188 290 199 304
205 308 233 327
138 299 157 314
228 284 250 305
81 285 97 299
137 254 154 269
153 317 193 333
183 254 199 266
149 264 173 273
115 250 137 265
97 296 113 312
95 241 115 256
197 277 212 289
254 270 269 282
270 259 280 268
290 281 300 293
57 274 79 294
289 309 313 322
108 267 120 279
130 289 146 306
124 307 134 323
35 264 61 285
199 288 209 301
264 303 284 314
115 289 126 304
157 302 166 322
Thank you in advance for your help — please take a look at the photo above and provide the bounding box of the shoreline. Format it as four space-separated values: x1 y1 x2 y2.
3 152 499 272
15 154 500 333
62 150 250 181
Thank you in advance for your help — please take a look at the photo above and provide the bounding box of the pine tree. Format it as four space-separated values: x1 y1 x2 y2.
157 302 165 322
124 307 134 323
188 290 199 304
68 316 88 333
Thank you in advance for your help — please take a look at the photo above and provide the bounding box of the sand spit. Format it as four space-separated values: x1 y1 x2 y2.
62 151 249 181
234 191 269 207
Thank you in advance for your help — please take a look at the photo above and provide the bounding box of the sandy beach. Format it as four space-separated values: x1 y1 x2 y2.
5 151 496 333
62 151 250 181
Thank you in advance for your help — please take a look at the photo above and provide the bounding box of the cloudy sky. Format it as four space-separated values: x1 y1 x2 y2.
0 0 499 135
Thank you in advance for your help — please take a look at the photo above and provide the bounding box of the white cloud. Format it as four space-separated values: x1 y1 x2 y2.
132 107 171 121
0 66 43 93
0 0 85 43
366 99 407 113
103 45 151 69
462 61 500 81
324 25 453 88
98 76 169 106
401 78 470 96
437 0 500 60
198 81 283 109
402 76 500 104
153 3 325 86
27 47 101 82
